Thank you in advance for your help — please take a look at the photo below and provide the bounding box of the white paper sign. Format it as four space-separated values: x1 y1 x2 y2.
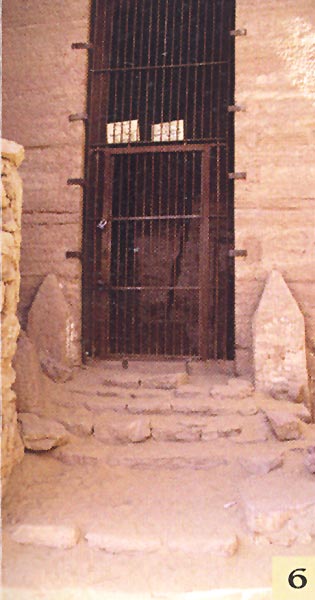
107 120 140 144
151 119 184 142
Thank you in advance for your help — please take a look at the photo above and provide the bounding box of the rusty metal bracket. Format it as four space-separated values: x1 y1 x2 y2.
69 113 88 122
67 178 86 187
228 172 247 180
228 104 246 113
71 42 93 50
228 249 248 258
66 251 82 260
230 29 247 37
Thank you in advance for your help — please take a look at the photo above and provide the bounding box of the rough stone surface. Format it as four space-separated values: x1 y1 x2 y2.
11 523 80 549
18 413 69 451
168 533 239 557
12 330 43 413
210 379 254 400
1 140 25 495
85 530 161 554
39 352 73 383
253 270 309 402
94 414 152 444
263 409 302 441
239 452 284 475
305 446 315 474
26 273 74 381
240 472 315 545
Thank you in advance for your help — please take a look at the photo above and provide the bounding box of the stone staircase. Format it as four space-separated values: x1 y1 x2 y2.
3 360 315 600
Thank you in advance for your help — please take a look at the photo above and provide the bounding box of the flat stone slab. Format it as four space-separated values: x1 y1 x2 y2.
254 393 311 423
210 378 254 401
151 415 245 442
240 472 315 545
94 413 151 443
18 413 69 451
11 523 80 549
239 451 284 475
231 415 270 444
52 436 109 466
263 409 302 441
167 533 239 556
37 403 94 437
85 530 161 553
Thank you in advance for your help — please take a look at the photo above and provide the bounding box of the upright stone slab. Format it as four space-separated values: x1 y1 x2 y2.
253 270 308 402
26 274 74 381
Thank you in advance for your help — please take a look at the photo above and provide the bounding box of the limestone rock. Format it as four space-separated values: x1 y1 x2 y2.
254 392 311 423
26 274 74 381
305 446 315 474
11 523 80 549
85 530 161 553
253 270 308 402
1 139 25 167
1 313 20 359
39 403 94 437
168 533 239 556
264 409 302 441
240 472 315 545
232 414 270 444
18 413 69 451
39 352 73 383
94 414 151 444
210 378 254 400
13 330 43 413
240 451 284 475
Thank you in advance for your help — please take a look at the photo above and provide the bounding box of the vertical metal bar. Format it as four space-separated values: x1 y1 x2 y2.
209 0 216 138
144 0 154 141
200 0 208 140
100 153 113 356
213 146 221 359
200 147 211 360
184 0 193 140
192 0 201 139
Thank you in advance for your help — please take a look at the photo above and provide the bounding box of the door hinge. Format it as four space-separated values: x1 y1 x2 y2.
229 249 248 258
71 42 93 50
230 29 247 37
68 113 88 122
228 104 246 113
228 172 247 180
66 251 82 260
67 178 86 187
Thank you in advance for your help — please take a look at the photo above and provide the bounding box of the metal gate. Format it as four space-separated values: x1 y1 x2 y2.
82 0 235 360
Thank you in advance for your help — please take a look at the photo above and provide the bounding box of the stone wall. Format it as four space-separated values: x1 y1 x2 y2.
235 0 315 383
2 0 90 363
1 139 25 494
2 1 315 384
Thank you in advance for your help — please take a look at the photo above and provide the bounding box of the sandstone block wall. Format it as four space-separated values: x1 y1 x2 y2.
235 0 315 379
2 0 90 363
2 1 315 380
1 139 25 494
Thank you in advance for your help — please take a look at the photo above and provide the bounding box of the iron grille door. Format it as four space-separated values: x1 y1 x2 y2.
83 0 235 359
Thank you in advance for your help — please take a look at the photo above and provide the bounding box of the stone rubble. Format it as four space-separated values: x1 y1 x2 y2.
18 413 69 451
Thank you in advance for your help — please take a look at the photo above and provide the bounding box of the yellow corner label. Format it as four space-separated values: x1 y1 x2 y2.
272 557 315 600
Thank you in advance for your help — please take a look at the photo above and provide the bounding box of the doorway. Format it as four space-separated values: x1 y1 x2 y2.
83 0 235 360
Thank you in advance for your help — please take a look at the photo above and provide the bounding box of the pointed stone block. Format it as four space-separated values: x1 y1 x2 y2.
26 274 74 381
253 270 308 402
